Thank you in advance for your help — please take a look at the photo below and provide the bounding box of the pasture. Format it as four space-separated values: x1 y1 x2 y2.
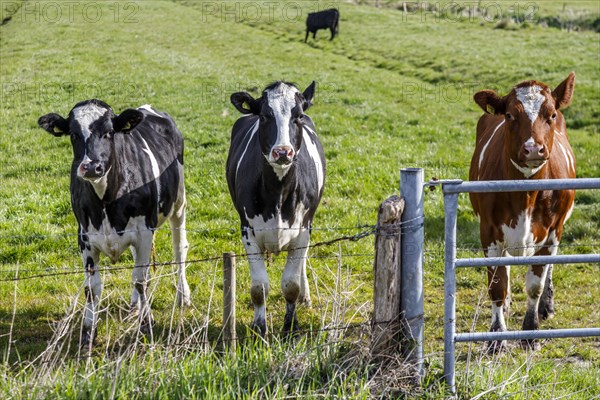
1 0 599 398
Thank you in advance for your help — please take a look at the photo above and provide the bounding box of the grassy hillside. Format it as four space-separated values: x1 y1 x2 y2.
1 0 599 398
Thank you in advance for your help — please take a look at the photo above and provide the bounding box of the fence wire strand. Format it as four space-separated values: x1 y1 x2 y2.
1 216 598 282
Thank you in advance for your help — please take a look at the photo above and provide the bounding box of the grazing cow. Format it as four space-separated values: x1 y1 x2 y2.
226 81 326 337
305 8 339 42
38 100 190 348
469 73 576 351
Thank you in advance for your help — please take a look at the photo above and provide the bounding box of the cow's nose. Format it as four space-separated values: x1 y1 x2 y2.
79 161 105 178
272 146 295 164
523 143 546 159
94 163 104 175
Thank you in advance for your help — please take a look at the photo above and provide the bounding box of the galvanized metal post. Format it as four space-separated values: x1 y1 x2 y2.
442 188 460 394
400 168 424 378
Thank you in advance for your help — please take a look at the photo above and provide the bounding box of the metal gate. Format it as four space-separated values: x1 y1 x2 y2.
440 177 600 393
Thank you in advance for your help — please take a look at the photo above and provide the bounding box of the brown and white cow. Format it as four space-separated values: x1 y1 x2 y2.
469 73 576 351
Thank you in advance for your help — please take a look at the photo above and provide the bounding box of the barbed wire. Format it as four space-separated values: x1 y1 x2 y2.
0 224 376 241
0 253 379 282
1 214 598 282
0 224 380 282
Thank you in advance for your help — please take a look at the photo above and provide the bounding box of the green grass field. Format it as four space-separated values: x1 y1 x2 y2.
1 1 599 398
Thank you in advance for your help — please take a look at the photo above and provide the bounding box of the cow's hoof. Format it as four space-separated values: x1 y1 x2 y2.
80 328 97 351
538 303 555 321
281 324 300 341
139 316 155 335
297 296 312 307
129 305 140 318
251 319 267 338
140 321 154 336
176 293 191 308
538 309 554 321
486 340 506 354
520 339 541 351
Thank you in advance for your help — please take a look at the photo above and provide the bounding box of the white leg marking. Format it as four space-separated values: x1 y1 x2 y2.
170 201 190 307
244 229 270 331
281 229 310 305
83 250 102 332
130 246 139 308
131 231 154 327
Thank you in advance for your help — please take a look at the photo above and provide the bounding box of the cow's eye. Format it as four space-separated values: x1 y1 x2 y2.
505 112 514 121
548 112 557 123
259 115 269 123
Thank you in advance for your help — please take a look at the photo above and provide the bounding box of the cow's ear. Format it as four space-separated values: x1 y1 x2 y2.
113 109 143 133
301 81 316 111
552 71 575 110
474 90 506 115
38 113 69 137
231 92 260 114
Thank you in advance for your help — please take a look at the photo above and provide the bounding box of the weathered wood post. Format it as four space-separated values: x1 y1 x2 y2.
223 252 236 351
400 168 424 379
371 195 404 361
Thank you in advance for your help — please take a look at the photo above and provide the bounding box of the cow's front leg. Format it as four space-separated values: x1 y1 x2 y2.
244 229 269 337
537 236 558 321
538 264 555 320
132 232 154 335
522 263 549 351
281 230 310 337
81 247 101 350
170 202 191 307
487 264 510 353
298 255 311 306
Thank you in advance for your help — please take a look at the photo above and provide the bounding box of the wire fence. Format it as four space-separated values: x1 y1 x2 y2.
1 214 598 282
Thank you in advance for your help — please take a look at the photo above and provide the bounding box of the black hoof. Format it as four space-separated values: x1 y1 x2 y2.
538 301 555 321
139 318 155 335
282 302 299 339
80 327 97 350
520 339 541 351
486 340 506 354
251 318 267 338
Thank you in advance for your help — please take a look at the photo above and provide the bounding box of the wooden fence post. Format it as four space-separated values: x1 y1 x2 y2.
371 195 405 361
223 252 236 351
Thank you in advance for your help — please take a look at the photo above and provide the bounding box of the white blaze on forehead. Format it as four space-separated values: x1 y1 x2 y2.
72 103 108 141
524 136 535 147
515 85 546 124
266 84 300 151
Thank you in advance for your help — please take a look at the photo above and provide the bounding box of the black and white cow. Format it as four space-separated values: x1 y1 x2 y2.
305 8 339 42
38 99 190 348
226 81 326 337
